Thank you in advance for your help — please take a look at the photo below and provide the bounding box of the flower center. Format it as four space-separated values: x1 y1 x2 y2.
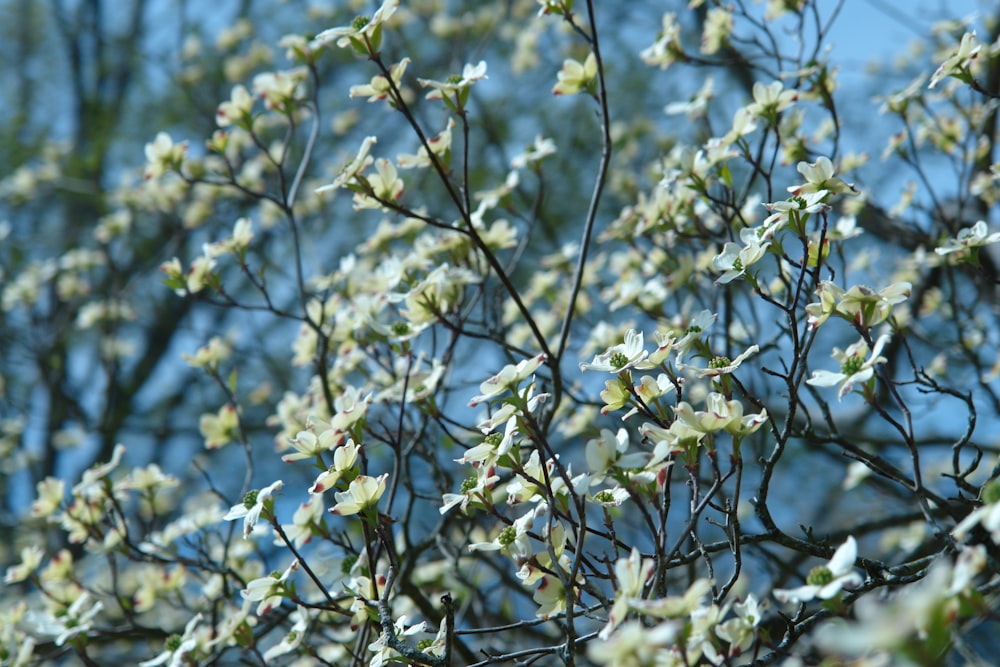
609 352 630 369
242 489 259 509
351 15 371 31
709 355 731 369
806 565 834 586
840 356 864 376
498 526 517 546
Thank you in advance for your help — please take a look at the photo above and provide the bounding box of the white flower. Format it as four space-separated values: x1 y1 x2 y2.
712 227 770 284
262 606 311 661
928 31 981 89
368 616 427 667
279 493 325 548
671 393 765 436
629 578 712 617
552 53 597 96
349 58 409 103
715 594 762 657
29 592 104 647
599 548 655 639
316 136 377 193
311 0 399 52
143 132 187 179
953 481 1000 544
252 70 303 117
469 353 547 406
3 546 44 584
762 190 830 232
934 220 1000 256
805 281 911 329
787 156 857 196
640 13 682 70
331 473 387 516
747 80 797 118
138 614 204 667
773 536 862 603
807 334 890 401
216 85 253 127
691 344 758 377
418 61 488 100
308 440 360 494
533 575 565 619
223 480 283 539
242 559 299 615
589 620 679 667
353 158 404 209
580 329 648 373
282 419 343 463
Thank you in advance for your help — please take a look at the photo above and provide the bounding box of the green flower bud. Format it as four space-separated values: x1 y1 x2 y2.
806 565 833 586
242 489 259 509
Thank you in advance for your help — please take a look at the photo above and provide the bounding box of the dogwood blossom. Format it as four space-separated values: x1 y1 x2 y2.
807 334 890 401
712 227 770 284
533 575 566 619
27 592 104 647
199 403 239 449
806 281 911 329
311 0 399 53
316 136 377 193
640 13 683 69
580 329 648 373
216 85 253 128
953 480 1000 544
349 58 410 104
418 61 488 101
283 419 345 463
397 119 454 169
439 466 499 515
353 158 404 209
599 548 655 639
308 439 360 493
773 536 862 603
691 344 758 377
928 31 981 88
934 220 1000 256
242 559 299 615
469 353 547 405
552 53 597 96
747 80 798 119
279 493 325 548
589 621 679 667
3 546 44 584
331 473 387 516
787 156 857 196
223 480 283 538
138 613 204 667
144 132 187 179
670 393 767 437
